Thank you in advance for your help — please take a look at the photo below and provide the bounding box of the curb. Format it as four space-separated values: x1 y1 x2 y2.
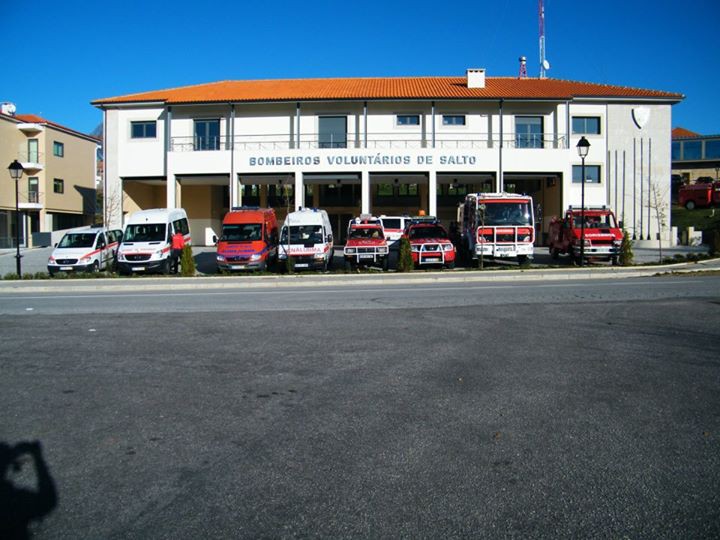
0 258 718 294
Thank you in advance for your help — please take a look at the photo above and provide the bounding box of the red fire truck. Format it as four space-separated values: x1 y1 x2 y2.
343 216 389 270
547 206 623 264
678 180 720 210
458 193 535 265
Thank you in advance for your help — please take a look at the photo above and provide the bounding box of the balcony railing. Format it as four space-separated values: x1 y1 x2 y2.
170 133 568 152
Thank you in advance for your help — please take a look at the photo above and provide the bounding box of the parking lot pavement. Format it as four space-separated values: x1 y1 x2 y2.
0 243 713 277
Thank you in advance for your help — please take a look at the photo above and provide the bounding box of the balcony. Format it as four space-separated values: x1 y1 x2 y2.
18 190 43 210
16 122 45 135
16 150 44 174
170 133 568 152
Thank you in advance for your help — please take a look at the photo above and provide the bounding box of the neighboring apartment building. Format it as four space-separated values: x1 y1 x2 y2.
93 71 682 246
0 105 100 248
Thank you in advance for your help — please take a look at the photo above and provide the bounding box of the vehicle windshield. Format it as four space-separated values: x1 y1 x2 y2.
480 202 532 226
573 213 617 229
349 227 384 240
58 233 96 248
381 218 402 229
124 223 167 242
221 223 262 242
280 225 323 244
408 226 448 240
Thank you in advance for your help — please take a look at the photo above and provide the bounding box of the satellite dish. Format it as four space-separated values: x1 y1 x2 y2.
542 59 551 71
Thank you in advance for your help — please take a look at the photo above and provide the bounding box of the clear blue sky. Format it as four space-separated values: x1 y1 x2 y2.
4 0 719 135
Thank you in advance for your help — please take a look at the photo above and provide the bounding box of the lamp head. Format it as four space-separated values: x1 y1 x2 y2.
576 136 591 159
8 160 23 181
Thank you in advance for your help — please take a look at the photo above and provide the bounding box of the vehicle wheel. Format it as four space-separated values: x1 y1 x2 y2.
685 200 696 210
446 260 455 269
92 260 100 273
161 259 170 275
382 257 389 271
611 256 619 266
518 255 530 267
550 248 559 260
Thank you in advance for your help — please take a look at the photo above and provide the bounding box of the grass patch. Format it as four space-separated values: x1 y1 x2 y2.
671 205 720 231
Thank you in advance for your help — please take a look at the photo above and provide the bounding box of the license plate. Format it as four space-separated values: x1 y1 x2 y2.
131 266 145 271
230 265 246 270
496 247 513 252
359 254 374 259
60 266 73 271
294 263 309 268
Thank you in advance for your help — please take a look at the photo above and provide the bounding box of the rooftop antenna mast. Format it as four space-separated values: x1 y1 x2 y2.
539 0 550 78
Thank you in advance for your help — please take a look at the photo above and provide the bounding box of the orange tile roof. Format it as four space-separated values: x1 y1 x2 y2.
92 76 684 106
8 113 101 142
672 127 700 139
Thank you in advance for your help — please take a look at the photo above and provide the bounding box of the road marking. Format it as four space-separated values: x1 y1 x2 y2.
0 279 707 301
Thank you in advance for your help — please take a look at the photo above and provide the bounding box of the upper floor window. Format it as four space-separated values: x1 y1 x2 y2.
396 115 420 126
515 116 544 148
194 119 220 150
572 116 601 135
131 121 157 139
682 141 702 160
53 141 64 157
705 140 720 159
442 115 466 126
53 178 65 193
572 165 601 184
318 116 347 149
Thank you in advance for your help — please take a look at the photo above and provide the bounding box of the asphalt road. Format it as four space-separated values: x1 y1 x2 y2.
1 276 719 538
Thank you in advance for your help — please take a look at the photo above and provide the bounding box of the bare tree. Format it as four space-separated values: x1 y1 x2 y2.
649 181 669 263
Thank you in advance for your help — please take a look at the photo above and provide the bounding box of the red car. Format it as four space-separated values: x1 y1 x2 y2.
678 181 720 210
403 217 456 269
343 217 389 270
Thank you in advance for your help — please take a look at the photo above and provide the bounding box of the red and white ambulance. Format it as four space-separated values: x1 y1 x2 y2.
278 208 334 271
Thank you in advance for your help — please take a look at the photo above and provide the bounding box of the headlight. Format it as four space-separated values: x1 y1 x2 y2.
216 254 226 262
80 255 91 261
443 244 453 252
378 247 388 254
250 253 262 261
345 248 356 254
612 240 621 246
314 253 325 260
118 253 126 261
155 249 163 257
48 256 55 263
278 252 287 259
411 245 420 252
522 235 531 242
582 239 592 247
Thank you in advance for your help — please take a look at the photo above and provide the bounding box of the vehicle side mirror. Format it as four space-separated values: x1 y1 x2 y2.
212 235 218 244
618 220 624 229
54 243 57 247
326 234 333 243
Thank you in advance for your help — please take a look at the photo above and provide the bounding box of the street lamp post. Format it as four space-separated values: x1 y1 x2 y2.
7 160 24 276
576 136 591 267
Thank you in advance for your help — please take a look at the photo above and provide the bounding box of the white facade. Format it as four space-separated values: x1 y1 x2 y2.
98 79 678 246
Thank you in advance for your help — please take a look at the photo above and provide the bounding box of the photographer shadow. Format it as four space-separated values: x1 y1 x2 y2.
1 440 58 540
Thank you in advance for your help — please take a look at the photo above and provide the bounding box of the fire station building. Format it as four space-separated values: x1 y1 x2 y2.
93 70 683 245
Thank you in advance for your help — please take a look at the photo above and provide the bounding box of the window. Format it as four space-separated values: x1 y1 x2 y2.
318 116 347 149
705 139 720 159
515 116 544 148
28 177 39 203
53 141 64 157
397 115 420 126
194 119 220 150
572 165 601 184
131 121 157 139
442 115 466 126
376 184 393 197
572 116 601 135
682 141 701 160
440 183 468 196
27 139 39 162
53 178 64 193
398 184 418 196
672 141 681 161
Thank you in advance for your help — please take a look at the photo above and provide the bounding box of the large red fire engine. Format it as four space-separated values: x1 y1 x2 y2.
458 193 535 265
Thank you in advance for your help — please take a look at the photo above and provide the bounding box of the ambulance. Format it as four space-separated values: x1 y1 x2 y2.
47 225 123 275
214 207 279 272
379 215 412 249
278 208 334 271
116 208 191 275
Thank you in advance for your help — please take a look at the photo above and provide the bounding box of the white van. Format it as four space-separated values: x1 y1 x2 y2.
378 215 412 249
116 208 191 275
278 208 333 271
47 226 123 275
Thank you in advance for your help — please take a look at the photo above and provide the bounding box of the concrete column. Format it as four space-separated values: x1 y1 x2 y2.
312 184 320 208
419 183 428 214
167 174 177 209
361 170 370 214
428 170 437 217
294 171 303 210
236 177 243 207
260 184 268 207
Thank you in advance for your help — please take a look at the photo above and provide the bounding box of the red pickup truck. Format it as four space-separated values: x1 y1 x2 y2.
548 207 623 265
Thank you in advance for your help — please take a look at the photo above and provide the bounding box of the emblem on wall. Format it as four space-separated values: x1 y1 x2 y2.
632 107 650 129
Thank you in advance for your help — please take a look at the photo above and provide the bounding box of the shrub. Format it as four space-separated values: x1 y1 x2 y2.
33 272 51 280
397 237 414 272
619 230 634 266
3 273 20 280
180 245 196 277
